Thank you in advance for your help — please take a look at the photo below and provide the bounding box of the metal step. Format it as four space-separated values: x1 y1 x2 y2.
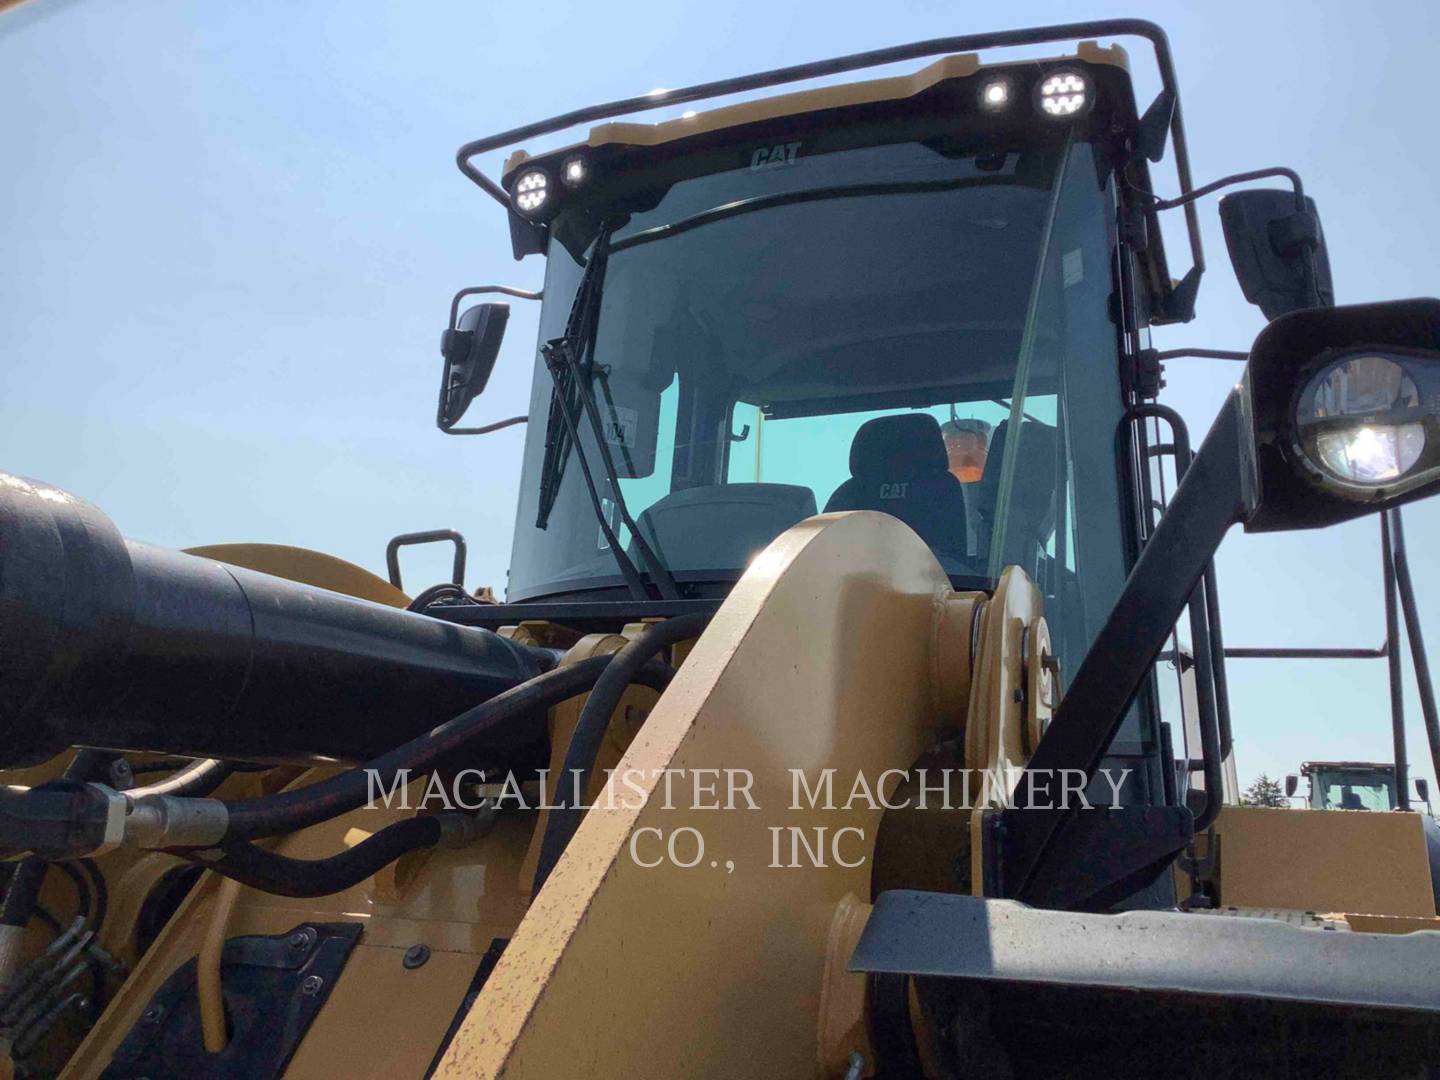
852 889 1440 1014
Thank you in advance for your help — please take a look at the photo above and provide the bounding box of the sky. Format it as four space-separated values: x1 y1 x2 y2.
2 0 1437 795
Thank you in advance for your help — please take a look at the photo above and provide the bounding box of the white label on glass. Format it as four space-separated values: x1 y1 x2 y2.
1063 248 1084 288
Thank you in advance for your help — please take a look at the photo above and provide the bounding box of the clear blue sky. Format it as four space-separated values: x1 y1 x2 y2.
2 0 1436 793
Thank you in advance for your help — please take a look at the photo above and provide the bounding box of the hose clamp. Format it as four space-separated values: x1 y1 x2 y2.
88 783 129 856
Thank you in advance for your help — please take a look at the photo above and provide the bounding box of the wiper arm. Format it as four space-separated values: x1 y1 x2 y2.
534 224 682 602
607 174 1019 256
539 338 652 601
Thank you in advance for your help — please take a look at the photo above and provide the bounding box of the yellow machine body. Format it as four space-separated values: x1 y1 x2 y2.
39 515 1434 1079
53 512 980 1078
4 22 1440 1080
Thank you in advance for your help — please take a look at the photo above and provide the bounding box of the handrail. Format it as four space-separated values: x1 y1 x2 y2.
453 18 1204 282
385 530 467 592
1126 403 1226 829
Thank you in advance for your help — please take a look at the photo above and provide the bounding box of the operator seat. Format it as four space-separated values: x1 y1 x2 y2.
631 483 817 568
972 418 1058 570
824 414 968 559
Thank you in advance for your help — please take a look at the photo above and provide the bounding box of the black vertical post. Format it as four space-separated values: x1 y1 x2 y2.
1202 562 1234 762
1389 509 1440 798
1381 513 1410 809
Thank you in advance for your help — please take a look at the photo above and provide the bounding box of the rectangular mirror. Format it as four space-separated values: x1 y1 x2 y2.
1220 189 1333 320
438 302 510 430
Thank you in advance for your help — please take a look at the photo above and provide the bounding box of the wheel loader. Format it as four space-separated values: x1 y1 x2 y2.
1285 761 1433 812
3 16 1440 1080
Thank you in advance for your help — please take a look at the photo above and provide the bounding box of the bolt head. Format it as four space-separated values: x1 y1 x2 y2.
402 943 431 969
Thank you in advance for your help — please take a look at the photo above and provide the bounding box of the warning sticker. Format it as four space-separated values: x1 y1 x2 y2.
1062 248 1084 288
602 405 638 448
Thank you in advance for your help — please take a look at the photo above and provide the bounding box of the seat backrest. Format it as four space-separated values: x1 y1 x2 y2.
823 414 967 558
632 483 817 568
972 418 1058 568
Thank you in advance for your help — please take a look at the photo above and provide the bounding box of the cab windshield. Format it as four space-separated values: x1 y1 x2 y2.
1314 770 1397 811
509 127 1130 674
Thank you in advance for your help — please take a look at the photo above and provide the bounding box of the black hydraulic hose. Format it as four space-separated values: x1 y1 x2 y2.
407 583 476 612
532 612 710 894
73 859 106 934
221 652 670 842
50 861 93 931
0 859 47 933
189 817 445 899
47 859 108 1017
29 905 62 937
0 753 107 940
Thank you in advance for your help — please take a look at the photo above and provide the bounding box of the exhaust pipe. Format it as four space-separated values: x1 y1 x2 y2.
0 473 544 767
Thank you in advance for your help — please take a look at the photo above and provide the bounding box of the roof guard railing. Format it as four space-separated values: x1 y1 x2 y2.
454 18 1204 281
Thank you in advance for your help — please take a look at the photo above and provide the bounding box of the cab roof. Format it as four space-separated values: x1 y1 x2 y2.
500 42 1129 181
455 19 1202 323
1300 761 1397 775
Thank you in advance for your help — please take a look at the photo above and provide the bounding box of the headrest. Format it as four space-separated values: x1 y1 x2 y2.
981 419 1059 483
849 414 948 478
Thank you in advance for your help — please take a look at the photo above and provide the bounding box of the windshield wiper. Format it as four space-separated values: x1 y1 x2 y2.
535 223 681 602
606 174 1019 256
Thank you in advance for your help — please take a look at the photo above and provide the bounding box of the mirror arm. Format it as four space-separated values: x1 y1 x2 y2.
1132 347 1248 396
1136 165 1306 214
1135 167 1316 322
1152 348 1248 361
448 285 542 329
441 414 528 437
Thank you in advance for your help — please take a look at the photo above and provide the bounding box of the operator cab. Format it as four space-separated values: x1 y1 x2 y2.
478 49 1151 679
1292 761 1403 811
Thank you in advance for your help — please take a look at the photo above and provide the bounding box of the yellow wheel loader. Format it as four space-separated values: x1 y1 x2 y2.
4 17 1440 1080
1285 760 1432 811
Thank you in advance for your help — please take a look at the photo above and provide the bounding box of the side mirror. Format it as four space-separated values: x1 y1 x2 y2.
1416 778 1431 805
1220 189 1334 320
1284 774 1299 798
438 302 510 431
1243 298 1440 532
